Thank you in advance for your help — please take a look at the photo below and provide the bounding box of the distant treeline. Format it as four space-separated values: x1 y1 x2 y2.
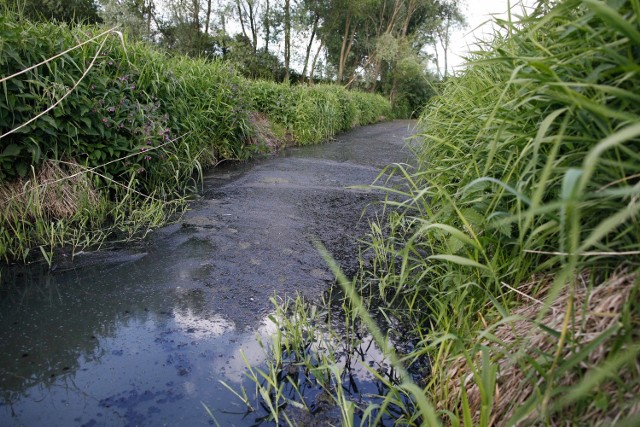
7 0 465 117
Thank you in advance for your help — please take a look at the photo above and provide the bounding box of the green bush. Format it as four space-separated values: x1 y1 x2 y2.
247 82 392 144
247 80 297 129
359 0 640 423
0 18 148 181
0 15 255 191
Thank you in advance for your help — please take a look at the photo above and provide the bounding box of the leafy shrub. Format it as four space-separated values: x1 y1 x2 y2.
247 82 392 144
0 15 256 191
247 80 297 129
352 91 392 124
356 0 640 424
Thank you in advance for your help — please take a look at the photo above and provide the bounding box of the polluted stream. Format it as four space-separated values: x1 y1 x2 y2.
0 120 416 426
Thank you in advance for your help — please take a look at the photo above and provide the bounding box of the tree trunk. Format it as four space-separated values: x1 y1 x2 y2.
301 14 319 84
342 27 356 83
337 12 352 83
236 0 250 45
144 0 154 35
386 0 402 33
221 10 229 57
284 0 291 83
401 0 417 36
309 42 323 85
191 0 200 30
432 40 441 78
205 0 212 36
192 0 201 54
249 1 258 53
369 57 383 92
264 0 270 53
438 16 451 78
390 74 398 106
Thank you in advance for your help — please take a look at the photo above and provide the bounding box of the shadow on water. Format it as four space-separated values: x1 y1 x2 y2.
0 120 417 426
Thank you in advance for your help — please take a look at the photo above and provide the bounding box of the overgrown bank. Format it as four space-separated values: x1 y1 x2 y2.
0 15 392 263
241 1 640 425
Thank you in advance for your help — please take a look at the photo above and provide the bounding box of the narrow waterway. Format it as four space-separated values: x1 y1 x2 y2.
0 120 416 426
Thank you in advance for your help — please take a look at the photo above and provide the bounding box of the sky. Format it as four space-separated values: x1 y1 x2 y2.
441 0 537 74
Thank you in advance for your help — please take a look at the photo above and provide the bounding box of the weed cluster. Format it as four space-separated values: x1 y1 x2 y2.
243 1 640 425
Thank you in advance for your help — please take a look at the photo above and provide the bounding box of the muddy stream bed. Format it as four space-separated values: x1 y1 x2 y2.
0 120 416 426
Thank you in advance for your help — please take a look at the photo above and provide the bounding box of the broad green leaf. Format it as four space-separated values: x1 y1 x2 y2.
0 144 20 157
561 168 583 201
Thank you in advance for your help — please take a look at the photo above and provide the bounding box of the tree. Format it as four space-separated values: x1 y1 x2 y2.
204 0 213 35
315 0 370 83
156 0 211 56
283 0 290 82
295 0 328 83
262 0 270 52
235 0 259 52
99 0 157 40
432 0 465 78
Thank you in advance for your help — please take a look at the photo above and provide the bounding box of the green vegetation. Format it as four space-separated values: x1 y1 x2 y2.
0 13 391 262
8 0 462 115
240 0 640 425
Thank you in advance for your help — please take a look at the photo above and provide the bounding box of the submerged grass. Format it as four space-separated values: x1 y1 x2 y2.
236 0 640 425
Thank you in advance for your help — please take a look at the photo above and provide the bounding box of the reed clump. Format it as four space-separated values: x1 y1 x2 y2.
443 269 639 425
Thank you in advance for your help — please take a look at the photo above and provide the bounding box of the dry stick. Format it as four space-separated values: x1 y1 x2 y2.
0 35 110 140
343 55 375 89
542 289 574 412
524 249 640 257
56 160 169 204
0 26 119 85
501 281 546 307
597 172 640 192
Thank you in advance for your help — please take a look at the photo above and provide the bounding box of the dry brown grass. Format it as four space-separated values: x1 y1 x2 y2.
442 269 640 426
248 112 293 151
0 159 99 223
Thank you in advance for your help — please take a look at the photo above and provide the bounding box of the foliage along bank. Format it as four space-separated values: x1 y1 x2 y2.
0 14 392 263
237 0 640 425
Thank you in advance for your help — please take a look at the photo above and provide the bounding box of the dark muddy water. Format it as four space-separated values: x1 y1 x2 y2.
0 120 416 426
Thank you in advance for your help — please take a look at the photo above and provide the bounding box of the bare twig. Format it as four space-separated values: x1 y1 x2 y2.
1 133 189 203
0 35 109 140
501 281 546 307
524 249 640 257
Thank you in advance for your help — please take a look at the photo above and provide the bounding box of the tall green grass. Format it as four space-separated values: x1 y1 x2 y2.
238 0 640 425
248 81 392 145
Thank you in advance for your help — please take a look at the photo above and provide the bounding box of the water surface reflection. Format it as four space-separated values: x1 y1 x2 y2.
0 252 273 426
